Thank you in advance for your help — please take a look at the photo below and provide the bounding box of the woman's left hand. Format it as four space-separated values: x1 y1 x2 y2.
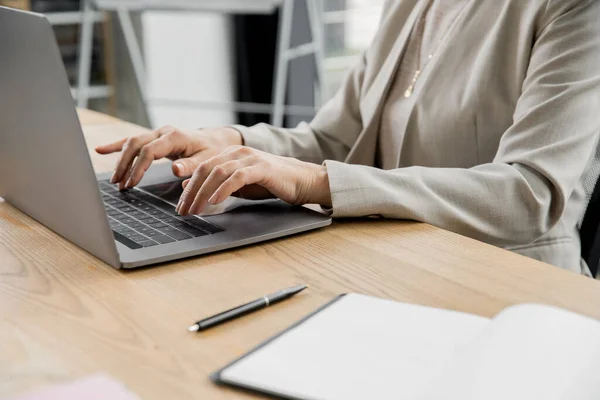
176 145 332 216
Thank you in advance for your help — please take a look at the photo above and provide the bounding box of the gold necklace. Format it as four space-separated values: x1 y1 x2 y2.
404 0 433 98
403 0 466 98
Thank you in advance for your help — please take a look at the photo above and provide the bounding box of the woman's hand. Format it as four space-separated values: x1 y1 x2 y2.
95 125 243 190
175 146 332 215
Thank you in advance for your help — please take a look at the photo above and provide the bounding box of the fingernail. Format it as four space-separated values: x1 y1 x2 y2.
174 162 183 174
177 200 185 214
110 171 117 183
125 179 132 188
208 195 218 204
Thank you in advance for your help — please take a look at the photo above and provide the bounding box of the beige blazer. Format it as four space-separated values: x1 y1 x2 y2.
234 0 600 275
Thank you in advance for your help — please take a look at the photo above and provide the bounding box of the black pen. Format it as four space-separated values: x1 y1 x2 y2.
188 284 308 332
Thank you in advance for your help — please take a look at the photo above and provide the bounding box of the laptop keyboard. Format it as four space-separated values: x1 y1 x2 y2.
99 181 224 249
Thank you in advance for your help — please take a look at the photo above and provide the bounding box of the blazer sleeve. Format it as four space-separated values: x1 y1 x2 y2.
324 0 600 247
231 49 366 164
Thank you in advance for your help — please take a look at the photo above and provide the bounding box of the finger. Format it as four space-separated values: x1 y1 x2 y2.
112 131 159 185
176 146 252 215
119 165 133 191
208 166 263 205
187 159 251 215
125 135 182 188
172 155 204 178
182 179 190 189
95 137 127 154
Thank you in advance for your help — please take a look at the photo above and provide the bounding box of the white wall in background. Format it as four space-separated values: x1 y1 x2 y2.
323 0 385 100
142 12 236 130
346 0 385 50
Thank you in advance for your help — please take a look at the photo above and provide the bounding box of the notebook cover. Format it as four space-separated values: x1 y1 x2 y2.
211 294 348 400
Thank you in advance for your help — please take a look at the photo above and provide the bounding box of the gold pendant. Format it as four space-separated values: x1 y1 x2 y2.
404 70 420 98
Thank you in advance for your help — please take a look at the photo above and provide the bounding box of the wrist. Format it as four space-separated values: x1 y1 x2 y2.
197 126 243 148
220 127 243 147
308 164 332 207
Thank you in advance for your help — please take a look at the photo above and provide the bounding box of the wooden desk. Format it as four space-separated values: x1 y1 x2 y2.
2 110 600 399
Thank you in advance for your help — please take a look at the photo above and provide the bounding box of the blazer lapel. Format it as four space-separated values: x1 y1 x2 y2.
346 0 424 165
358 0 424 128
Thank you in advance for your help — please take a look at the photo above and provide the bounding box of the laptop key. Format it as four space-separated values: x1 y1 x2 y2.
146 208 164 216
185 217 224 234
129 234 148 242
138 240 159 247
145 200 178 215
163 229 191 241
153 234 176 244
120 229 139 238
171 222 206 236
146 220 168 228
112 231 142 249
144 230 162 237
137 226 156 235
141 194 170 207
129 211 146 219
139 214 158 220
178 224 208 237
128 222 145 230
154 213 174 220
113 213 130 221
162 217 181 225
162 208 179 216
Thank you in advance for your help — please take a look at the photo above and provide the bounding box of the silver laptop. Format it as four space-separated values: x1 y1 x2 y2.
0 7 331 269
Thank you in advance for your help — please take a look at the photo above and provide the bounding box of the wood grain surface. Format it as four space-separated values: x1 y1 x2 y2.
2 109 600 399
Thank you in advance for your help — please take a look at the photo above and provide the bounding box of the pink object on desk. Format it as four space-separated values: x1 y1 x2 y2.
7 374 140 400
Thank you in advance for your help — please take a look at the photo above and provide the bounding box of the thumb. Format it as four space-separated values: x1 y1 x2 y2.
172 157 198 177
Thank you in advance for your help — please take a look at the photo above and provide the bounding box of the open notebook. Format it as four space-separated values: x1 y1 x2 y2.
213 293 600 400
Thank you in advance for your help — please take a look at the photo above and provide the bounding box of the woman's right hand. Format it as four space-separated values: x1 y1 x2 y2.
95 125 243 190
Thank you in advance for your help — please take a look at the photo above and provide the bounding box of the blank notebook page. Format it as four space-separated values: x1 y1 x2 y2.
219 293 489 400
420 304 600 400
